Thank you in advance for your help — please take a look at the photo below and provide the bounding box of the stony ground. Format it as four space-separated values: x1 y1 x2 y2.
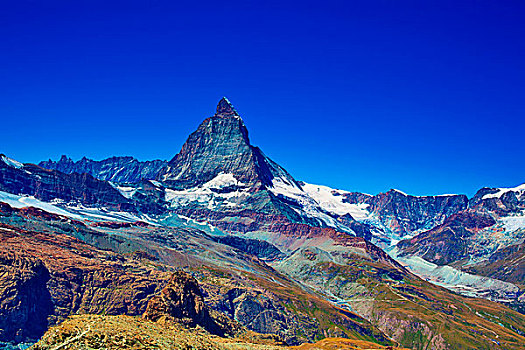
30 315 409 350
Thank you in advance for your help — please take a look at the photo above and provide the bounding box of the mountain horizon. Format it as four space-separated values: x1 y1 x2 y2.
34 97 525 198
2 97 525 349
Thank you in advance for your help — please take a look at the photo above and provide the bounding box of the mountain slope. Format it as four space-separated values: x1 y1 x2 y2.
396 184 525 301
4 199 525 350
157 98 297 191
0 201 392 347
0 154 133 211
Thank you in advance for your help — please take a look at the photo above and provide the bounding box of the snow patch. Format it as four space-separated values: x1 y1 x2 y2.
165 172 249 209
116 186 137 199
202 173 240 189
301 183 370 220
269 178 354 232
1 155 23 169
482 183 525 200
0 190 157 225
392 189 408 196
500 215 525 232
0 191 83 219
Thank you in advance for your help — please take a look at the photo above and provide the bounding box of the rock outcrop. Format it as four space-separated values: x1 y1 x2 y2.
0 253 53 343
470 184 525 216
0 211 169 344
397 210 497 265
143 270 240 337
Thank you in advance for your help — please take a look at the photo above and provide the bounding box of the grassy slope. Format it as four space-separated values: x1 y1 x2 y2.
312 260 525 350
30 315 409 350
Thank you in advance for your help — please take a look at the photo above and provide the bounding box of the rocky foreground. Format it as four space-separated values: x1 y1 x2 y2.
32 315 410 350
31 271 408 350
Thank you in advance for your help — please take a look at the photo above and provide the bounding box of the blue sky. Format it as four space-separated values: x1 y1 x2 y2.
1 0 524 196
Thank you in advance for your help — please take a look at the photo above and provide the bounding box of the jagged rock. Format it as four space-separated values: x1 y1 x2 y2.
156 97 298 191
0 155 133 211
342 189 469 237
397 211 497 265
1 154 167 214
470 185 525 216
143 270 242 337
39 155 167 184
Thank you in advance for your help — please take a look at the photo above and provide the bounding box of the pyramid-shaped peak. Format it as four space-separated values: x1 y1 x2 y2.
216 97 239 116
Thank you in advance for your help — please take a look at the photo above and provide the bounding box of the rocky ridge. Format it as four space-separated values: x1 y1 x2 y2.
39 155 167 184
0 155 133 211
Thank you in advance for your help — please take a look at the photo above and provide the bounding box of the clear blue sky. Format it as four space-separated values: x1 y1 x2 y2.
1 1 524 196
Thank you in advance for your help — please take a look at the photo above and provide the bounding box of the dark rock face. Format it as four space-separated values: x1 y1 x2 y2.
0 213 169 344
0 254 53 343
397 211 497 265
215 288 300 343
143 271 237 337
463 242 525 285
157 98 298 191
470 186 525 216
212 235 285 261
0 156 133 210
39 156 167 184
343 189 469 236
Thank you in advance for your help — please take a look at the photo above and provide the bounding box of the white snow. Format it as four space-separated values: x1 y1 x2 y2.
268 179 358 233
392 189 459 198
500 215 525 232
1 155 23 169
116 186 137 199
482 183 525 200
270 178 338 224
270 176 305 198
202 173 239 189
301 183 370 220
392 189 408 196
0 191 83 219
0 190 157 225
165 172 248 209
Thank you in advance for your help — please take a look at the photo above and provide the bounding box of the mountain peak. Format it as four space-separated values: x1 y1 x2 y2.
157 98 296 190
216 97 238 117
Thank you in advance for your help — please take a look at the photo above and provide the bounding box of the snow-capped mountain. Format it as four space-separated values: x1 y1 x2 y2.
395 183 525 304
39 155 167 184
2 98 525 350
154 97 371 235
0 153 133 210
470 183 525 215
0 154 165 215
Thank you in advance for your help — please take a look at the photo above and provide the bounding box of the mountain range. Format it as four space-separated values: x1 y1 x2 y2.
1 98 524 350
